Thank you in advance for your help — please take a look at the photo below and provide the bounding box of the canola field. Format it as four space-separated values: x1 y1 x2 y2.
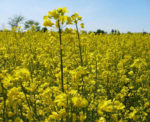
0 31 150 122
0 8 150 122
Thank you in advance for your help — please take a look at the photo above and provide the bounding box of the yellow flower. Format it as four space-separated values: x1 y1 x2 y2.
80 98 88 108
48 9 59 19
14 117 23 122
58 109 66 117
80 23 84 28
49 112 60 120
27 109 34 120
98 100 124 113
14 68 30 82
128 70 134 75
72 96 88 108
78 16 82 20
8 112 14 117
57 7 62 12
54 93 67 107
67 16 72 24
79 111 86 122
62 7 69 13
73 13 79 18
59 15 68 24
43 15 49 20
72 113 77 122
98 117 106 122
43 19 54 27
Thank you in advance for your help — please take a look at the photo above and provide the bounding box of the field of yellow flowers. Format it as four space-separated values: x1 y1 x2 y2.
0 8 150 122
1 30 150 122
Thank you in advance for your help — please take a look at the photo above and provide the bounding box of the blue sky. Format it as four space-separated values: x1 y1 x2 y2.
0 0 150 32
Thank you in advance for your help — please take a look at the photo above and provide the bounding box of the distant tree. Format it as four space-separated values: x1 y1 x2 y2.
127 31 132 34
111 29 116 34
111 29 120 35
8 15 25 28
41 27 48 32
81 30 87 34
24 20 40 31
88 31 94 34
95 29 106 34
142 31 148 35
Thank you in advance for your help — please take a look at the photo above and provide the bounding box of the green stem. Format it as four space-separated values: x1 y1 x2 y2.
58 20 64 92
75 22 85 94
75 22 83 66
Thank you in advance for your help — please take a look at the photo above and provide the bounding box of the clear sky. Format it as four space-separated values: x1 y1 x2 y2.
0 0 150 32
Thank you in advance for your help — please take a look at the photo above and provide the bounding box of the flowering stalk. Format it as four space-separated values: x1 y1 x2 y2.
72 13 85 93
43 8 71 93
75 22 83 66
71 13 84 66
58 19 64 92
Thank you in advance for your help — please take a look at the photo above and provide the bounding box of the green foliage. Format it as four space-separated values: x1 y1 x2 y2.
8 15 25 28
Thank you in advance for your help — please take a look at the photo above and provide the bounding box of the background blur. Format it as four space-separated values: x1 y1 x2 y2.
0 0 150 33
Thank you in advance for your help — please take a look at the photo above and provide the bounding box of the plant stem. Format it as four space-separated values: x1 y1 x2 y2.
58 20 64 92
75 23 83 66
75 22 85 94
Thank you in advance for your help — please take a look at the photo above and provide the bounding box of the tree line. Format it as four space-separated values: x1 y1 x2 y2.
0 15 149 35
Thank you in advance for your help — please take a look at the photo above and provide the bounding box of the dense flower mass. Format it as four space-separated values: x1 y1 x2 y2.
0 30 150 121
0 7 150 122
